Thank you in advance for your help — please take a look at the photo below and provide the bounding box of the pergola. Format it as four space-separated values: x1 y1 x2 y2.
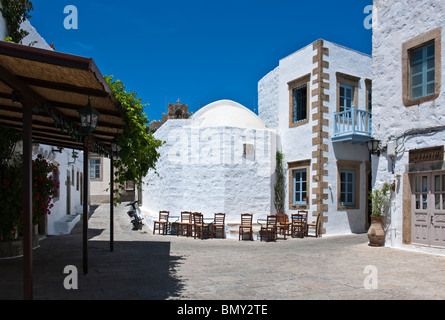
0 41 124 299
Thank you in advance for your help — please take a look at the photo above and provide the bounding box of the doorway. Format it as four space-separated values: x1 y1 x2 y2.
411 172 445 247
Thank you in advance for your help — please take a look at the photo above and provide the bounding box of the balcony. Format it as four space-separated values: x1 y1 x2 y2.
333 107 372 143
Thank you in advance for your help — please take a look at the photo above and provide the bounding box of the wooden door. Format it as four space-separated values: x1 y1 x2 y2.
412 172 445 248
431 173 445 247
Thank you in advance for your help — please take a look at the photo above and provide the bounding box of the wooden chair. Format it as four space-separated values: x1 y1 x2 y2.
239 213 253 241
260 215 277 242
193 212 208 240
306 213 322 237
153 211 169 235
291 213 305 239
212 213 226 239
177 211 192 237
276 212 290 240
298 210 309 236
189 212 200 238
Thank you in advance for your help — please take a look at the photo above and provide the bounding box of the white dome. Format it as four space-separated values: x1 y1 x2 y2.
191 100 266 129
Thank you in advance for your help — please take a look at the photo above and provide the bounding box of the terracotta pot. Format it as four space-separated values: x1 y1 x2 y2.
368 216 385 247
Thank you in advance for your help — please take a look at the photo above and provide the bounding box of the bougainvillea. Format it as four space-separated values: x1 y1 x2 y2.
0 153 59 241
32 154 59 225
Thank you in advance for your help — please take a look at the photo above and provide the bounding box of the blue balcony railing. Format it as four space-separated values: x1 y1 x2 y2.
333 107 372 142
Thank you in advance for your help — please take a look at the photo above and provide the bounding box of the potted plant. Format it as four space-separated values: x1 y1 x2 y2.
368 182 392 247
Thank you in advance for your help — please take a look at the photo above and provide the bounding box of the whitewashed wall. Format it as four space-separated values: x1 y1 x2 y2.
258 66 279 129
13 143 84 235
141 119 276 238
0 6 52 50
372 0 445 252
41 147 84 235
20 20 52 50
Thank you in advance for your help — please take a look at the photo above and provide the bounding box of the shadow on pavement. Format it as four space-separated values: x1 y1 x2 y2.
0 230 185 300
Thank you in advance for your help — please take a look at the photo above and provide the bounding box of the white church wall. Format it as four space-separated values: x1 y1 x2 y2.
141 118 276 238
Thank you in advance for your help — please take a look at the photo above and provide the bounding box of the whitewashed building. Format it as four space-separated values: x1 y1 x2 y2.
29 144 84 235
258 39 373 236
141 100 277 238
372 0 445 254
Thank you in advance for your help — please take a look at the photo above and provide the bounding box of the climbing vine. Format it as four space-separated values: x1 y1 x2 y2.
0 0 33 44
104 75 164 203
274 151 285 213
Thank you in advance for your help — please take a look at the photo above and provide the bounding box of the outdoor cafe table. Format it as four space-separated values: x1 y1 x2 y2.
168 215 214 238
168 216 180 235
258 216 307 239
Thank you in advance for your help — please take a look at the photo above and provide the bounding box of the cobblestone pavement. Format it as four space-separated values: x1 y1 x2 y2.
1 203 445 300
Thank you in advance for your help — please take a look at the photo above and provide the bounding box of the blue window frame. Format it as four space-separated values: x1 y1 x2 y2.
339 83 353 113
292 85 307 123
340 170 355 206
293 169 307 205
410 43 435 100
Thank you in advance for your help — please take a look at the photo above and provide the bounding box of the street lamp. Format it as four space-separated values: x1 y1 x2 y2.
78 97 100 135
367 138 381 156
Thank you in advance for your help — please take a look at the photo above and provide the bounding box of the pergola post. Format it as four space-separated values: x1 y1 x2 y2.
83 144 89 275
110 154 114 252
22 103 33 300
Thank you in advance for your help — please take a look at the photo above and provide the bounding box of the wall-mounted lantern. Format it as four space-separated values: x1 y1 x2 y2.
367 138 382 157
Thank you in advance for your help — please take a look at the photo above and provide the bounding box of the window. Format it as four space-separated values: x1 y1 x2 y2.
288 159 311 210
90 158 101 179
410 43 435 100
339 84 354 112
293 169 308 205
288 74 310 128
402 28 441 107
365 79 372 112
340 170 355 207
336 72 360 113
292 85 307 123
337 160 361 209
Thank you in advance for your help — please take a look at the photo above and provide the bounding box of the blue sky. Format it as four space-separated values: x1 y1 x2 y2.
30 0 372 123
